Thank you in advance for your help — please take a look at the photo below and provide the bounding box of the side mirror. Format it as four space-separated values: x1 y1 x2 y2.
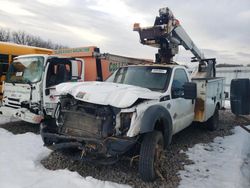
45 88 50 96
183 82 197 100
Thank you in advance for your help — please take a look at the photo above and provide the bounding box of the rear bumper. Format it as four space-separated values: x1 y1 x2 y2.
40 123 137 161
0 106 43 124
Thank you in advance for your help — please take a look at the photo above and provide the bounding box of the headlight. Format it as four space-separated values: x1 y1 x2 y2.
120 112 133 134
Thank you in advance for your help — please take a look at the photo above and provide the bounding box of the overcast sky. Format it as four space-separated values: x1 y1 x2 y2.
0 0 250 64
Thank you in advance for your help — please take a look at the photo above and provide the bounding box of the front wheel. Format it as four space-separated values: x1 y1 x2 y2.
206 106 219 131
40 118 57 146
139 131 164 182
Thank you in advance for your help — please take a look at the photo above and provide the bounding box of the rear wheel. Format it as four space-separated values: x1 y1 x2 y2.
207 106 219 131
139 131 164 182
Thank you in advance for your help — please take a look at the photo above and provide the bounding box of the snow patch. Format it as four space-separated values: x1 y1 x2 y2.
0 128 130 188
179 126 250 188
0 115 18 124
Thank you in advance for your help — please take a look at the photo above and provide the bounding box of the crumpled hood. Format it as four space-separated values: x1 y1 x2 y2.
56 81 162 108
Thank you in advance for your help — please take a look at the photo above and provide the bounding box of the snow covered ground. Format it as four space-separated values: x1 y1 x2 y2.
0 121 130 188
0 116 18 124
179 125 250 188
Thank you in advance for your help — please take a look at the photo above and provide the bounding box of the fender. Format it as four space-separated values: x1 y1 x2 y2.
139 105 173 146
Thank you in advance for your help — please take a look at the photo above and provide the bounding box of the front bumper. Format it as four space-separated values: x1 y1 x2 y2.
0 106 43 124
41 124 138 163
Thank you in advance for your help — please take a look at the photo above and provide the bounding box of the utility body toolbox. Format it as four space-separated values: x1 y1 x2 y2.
192 77 225 122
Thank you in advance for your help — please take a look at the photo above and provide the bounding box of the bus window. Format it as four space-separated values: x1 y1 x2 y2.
0 54 9 76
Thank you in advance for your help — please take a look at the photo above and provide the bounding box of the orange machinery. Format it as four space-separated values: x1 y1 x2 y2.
53 46 153 81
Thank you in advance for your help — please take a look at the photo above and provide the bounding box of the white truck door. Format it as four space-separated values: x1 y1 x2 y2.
43 61 59 117
43 58 83 117
170 68 195 134
71 59 84 81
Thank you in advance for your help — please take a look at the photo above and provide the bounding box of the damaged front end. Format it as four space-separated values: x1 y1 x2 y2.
41 95 138 164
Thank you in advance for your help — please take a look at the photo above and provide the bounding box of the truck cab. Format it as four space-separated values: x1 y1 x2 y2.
41 5 225 182
105 64 196 136
40 64 225 181
0 54 84 124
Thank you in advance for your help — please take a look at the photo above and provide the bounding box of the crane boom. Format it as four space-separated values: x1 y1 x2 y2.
173 26 205 60
133 7 216 77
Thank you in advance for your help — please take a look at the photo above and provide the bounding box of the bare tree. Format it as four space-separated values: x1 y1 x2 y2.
28 36 43 47
12 30 30 45
0 28 67 49
0 28 10 42
54 44 67 49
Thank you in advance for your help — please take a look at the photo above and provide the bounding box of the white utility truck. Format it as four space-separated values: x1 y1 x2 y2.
40 7 225 181
0 54 84 124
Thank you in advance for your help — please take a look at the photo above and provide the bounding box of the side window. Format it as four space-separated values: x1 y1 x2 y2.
0 54 9 76
171 69 188 98
46 63 71 88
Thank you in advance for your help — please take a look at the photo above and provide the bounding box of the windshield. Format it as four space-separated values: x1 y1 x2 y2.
6 56 44 84
106 66 170 91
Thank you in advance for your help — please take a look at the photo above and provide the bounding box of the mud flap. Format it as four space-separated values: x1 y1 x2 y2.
230 79 250 115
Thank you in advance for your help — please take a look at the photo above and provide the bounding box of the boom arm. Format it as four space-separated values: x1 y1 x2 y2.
173 26 205 60
134 7 205 63
133 7 216 77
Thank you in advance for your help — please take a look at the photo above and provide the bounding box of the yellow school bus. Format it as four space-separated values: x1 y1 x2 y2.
0 42 53 101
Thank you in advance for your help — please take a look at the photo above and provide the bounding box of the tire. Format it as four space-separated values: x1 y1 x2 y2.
139 131 164 182
40 122 53 146
207 106 219 131
40 119 57 146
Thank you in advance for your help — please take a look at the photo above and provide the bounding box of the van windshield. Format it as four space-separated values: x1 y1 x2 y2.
6 56 44 84
106 66 170 91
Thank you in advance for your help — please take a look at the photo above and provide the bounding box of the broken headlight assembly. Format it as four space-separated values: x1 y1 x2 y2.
120 112 133 134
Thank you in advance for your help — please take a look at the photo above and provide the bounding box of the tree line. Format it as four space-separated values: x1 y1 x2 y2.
0 28 67 49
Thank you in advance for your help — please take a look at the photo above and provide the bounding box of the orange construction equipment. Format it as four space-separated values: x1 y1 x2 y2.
53 46 153 81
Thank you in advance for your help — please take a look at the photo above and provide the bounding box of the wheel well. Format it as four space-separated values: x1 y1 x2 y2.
154 118 172 147
216 102 220 110
154 119 165 135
